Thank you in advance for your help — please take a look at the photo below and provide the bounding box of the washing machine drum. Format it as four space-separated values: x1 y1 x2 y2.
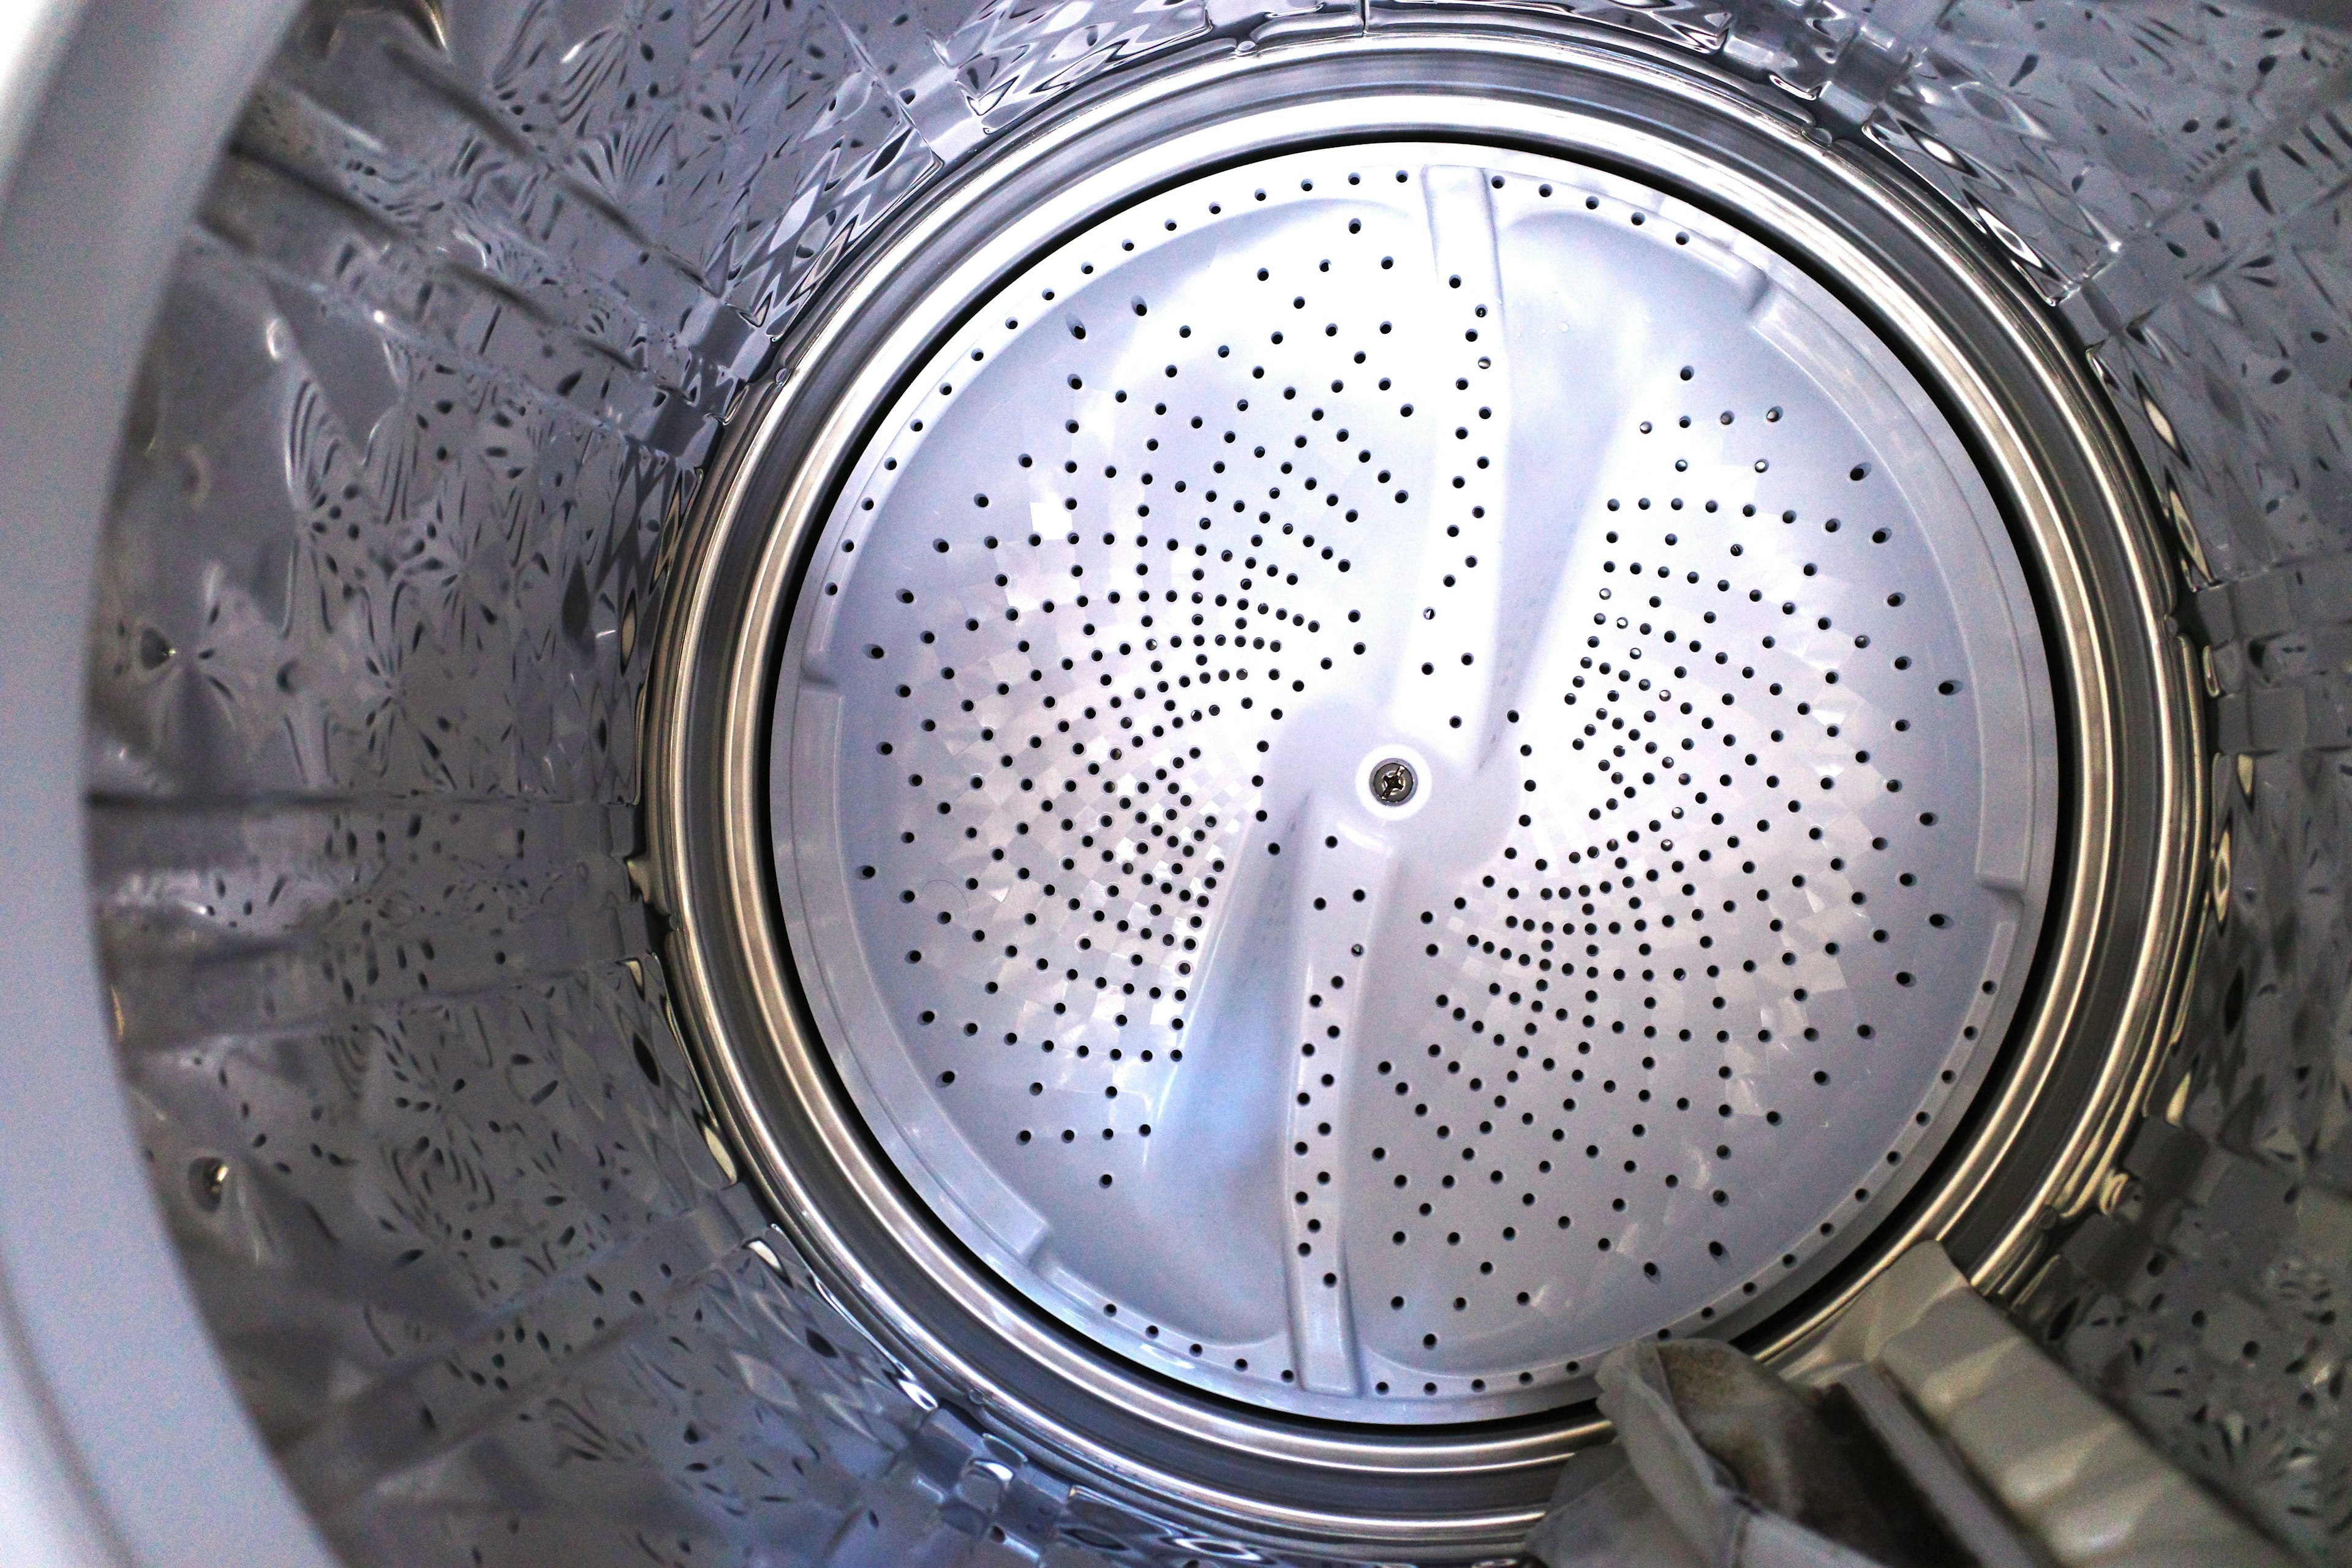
0 0 2307 1564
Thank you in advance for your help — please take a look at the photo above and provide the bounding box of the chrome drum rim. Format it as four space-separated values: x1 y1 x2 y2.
648 20 2200 1556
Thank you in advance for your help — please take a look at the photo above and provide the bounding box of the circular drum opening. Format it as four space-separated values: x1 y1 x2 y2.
767 140 2055 1425
649 26 2197 1558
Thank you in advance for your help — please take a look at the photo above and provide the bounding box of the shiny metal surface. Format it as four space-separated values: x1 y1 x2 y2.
51 0 2326 1561
767 137 2056 1423
652 25 2190 1556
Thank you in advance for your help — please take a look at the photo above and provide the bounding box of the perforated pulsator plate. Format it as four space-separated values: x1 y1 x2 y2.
769 143 2056 1423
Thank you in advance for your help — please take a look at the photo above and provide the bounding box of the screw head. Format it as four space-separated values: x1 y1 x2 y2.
1369 757 1417 806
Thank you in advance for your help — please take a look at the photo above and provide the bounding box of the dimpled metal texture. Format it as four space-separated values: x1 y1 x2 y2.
770 142 2057 1423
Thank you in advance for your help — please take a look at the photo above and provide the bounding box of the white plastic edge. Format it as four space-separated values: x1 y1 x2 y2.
0 2 333 1566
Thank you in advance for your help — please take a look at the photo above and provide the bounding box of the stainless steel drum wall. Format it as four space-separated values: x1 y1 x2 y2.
768 141 2057 1422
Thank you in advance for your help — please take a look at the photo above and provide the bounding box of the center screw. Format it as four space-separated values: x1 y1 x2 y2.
1369 757 1418 806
